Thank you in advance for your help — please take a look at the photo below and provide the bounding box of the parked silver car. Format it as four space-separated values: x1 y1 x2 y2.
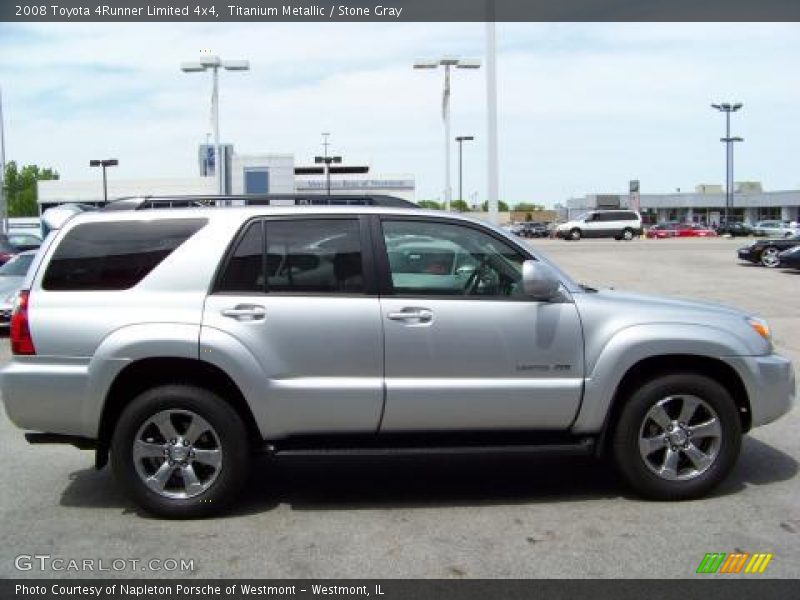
1 197 795 517
0 251 37 328
752 220 799 238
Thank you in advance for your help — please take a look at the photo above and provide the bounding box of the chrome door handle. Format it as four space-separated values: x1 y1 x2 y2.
221 304 266 321
387 308 433 322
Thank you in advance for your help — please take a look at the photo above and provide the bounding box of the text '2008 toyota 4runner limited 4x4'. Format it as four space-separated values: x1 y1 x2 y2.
1 195 795 518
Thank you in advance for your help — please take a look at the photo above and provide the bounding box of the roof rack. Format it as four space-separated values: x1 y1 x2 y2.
102 194 417 211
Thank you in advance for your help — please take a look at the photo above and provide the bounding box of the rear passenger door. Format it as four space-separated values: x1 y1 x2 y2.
201 216 385 439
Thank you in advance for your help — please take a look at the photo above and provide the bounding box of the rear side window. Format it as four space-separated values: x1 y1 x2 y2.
42 219 207 291
215 218 365 294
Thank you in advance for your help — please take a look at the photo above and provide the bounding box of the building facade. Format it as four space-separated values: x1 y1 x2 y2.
566 183 800 226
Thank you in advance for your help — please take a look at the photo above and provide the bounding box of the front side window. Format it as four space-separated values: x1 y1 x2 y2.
42 219 207 291
382 219 525 297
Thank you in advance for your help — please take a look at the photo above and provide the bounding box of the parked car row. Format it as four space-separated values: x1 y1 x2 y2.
737 234 800 269
645 222 717 238
508 222 551 238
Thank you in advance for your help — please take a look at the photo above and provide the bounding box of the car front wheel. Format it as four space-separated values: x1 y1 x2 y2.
111 384 250 518
569 228 582 241
760 247 780 268
622 228 635 241
612 373 741 500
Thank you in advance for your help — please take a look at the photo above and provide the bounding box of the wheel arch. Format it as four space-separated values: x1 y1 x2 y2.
98 357 263 453
597 354 751 455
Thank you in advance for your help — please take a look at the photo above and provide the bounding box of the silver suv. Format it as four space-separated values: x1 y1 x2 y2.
1 197 795 517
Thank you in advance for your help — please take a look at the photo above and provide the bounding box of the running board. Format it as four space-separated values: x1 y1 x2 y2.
266 437 595 458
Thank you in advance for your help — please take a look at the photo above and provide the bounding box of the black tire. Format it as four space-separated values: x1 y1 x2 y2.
612 373 741 500
111 384 250 518
569 228 582 241
622 228 635 241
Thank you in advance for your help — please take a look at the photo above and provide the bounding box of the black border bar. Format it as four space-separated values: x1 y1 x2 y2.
3 1 800 22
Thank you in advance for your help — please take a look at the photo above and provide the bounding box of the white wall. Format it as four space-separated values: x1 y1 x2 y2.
38 177 216 205
230 154 295 195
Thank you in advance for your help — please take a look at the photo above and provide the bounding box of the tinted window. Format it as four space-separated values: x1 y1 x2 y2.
43 219 206 291
265 219 364 293
216 221 264 293
382 220 525 297
621 211 638 221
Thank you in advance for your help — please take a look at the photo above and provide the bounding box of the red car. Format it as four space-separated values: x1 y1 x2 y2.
676 223 718 237
645 222 679 238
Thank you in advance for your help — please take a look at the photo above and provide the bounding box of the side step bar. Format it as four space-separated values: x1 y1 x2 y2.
266 437 595 458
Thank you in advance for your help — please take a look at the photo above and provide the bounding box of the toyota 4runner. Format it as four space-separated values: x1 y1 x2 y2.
1 196 795 517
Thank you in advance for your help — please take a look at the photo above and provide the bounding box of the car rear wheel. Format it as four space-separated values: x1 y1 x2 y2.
111 384 250 518
760 247 780 268
569 228 582 241
612 373 741 500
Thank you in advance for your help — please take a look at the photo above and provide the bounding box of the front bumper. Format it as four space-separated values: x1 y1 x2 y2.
737 247 758 263
724 353 796 428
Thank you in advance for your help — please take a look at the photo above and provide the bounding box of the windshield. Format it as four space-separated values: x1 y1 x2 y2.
0 253 34 277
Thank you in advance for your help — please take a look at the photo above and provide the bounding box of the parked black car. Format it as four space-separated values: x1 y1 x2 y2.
715 221 752 237
779 245 800 269
737 234 800 268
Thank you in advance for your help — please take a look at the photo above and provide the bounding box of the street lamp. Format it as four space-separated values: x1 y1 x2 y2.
414 56 481 211
314 132 342 195
181 55 250 195
455 135 474 205
711 102 743 223
89 159 118 203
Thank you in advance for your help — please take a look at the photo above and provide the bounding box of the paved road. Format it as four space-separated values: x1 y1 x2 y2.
0 238 797 579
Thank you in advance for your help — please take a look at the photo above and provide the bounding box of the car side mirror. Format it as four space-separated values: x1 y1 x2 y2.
522 260 561 301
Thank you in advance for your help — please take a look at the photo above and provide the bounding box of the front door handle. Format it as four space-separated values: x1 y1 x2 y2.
387 308 433 323
221 304 266 321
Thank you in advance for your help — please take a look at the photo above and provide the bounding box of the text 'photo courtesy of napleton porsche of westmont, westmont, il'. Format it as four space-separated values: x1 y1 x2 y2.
0 1 798 599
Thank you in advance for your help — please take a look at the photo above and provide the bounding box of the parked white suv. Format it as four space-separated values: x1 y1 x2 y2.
556 210 642 241
1 196 794 518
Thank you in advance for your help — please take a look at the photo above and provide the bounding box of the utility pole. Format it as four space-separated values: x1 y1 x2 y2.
0 85 7 233
315 133 341 195
455 135 474 205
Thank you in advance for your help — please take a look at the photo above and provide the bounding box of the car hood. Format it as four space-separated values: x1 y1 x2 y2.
573 288 769 357
0 276 24 299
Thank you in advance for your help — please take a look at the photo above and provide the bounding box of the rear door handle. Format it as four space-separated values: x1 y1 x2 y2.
221 304 266 321
387 308 433 323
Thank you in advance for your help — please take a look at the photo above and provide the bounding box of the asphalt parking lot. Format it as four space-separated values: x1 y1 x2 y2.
0 237 797 579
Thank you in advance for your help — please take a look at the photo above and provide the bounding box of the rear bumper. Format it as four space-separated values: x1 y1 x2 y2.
724 353 796 428
1 357 95 437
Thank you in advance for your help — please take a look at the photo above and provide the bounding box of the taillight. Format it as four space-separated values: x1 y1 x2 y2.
10 290 36 355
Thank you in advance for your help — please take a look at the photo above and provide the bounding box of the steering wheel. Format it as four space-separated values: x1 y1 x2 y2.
463 256 492 296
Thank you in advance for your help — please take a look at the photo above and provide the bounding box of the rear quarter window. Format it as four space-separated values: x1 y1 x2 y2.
42 219 207 291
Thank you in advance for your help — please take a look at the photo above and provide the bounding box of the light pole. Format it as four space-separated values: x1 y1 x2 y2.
0 85 7 232
315 133 342 195
89 159 118 203
181 55 249 196
711 102 743 223
455 135 474 205
485 20 500 225
414 56 481 211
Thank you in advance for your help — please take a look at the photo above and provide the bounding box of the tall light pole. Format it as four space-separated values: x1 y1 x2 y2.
455 135 474 205
89 159 118 203
0 85 7 232
711 102 743 224
486 19 500 225
315 133 342 196
181 55 249 196
414 56 481 211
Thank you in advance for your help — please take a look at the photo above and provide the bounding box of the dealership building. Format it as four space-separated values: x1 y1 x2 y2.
36 144 415 211
563 182 800 225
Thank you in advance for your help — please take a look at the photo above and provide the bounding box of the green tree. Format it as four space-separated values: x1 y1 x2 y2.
417 199 442 210
481 200 509 212
450 199 470 212
512 202 545 212
3 161 59 217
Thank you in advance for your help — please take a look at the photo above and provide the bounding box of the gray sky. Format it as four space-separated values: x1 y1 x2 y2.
1 22 799 206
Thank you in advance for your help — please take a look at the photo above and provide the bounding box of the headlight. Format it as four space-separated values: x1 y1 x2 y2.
747 316 771 341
